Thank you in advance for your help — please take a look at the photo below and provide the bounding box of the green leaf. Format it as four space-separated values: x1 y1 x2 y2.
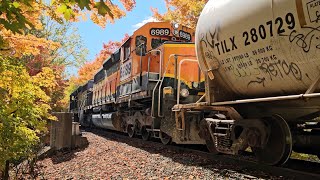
57 4 68 14
64 9 73 20
75 0 91 10
94 0 113 18
12 2 20 8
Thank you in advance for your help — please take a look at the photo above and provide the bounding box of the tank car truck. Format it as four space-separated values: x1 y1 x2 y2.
172 0 320 165
70 22 206 145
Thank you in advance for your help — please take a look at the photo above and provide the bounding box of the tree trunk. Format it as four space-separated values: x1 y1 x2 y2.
29 158 36 177
2 160 9 180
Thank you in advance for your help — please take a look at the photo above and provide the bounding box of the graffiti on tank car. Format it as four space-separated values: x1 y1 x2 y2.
286 25 320 53
258 60 302 81
246 59 303 87
232 66 261 78
247 77 266 87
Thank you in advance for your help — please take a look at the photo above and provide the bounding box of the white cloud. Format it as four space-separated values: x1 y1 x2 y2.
132 16 159 33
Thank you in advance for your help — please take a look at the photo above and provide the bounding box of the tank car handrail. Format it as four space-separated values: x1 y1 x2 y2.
177 59 198 105
209 93 320 106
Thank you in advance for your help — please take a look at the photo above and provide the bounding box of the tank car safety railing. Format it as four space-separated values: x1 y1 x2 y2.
156 54 196 118
210 93 320 106
206 73 320 106
176 59 198 106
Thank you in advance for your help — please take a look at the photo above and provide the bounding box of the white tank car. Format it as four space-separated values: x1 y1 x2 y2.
196 0 320 99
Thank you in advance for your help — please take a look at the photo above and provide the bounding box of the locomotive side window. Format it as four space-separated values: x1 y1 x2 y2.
113 49 121 62
151 38 168 49
104 49 121 76
135 35 147 56
124 45 131 61
106 63 120 76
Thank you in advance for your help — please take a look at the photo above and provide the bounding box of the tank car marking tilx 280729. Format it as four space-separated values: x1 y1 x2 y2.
70 0 320 166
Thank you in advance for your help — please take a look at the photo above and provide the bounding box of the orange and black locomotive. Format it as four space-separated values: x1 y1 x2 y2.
70 22 205 144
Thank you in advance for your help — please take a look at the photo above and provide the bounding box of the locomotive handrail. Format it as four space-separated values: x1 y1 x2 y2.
147 56 152 81
177 59 198 105
138 43 145 86
156 54 197 118
145 49 163 118
155 54 176 118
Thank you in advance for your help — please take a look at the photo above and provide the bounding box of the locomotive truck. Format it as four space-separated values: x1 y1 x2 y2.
70 0 320 165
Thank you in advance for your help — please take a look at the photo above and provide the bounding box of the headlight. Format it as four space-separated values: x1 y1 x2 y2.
180 88 189 97
173 22 179 29
193 82 199 88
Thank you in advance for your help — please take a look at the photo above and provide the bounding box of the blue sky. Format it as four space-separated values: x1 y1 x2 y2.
75 0 167 61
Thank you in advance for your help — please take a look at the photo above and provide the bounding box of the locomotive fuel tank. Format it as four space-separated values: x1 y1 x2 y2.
92 113 117 130
196 0 320 100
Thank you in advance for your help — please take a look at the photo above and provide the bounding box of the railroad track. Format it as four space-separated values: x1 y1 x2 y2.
170 146 320 179
84 127 320 179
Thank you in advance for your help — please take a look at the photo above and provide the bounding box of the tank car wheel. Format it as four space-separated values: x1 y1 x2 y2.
141 126 150 141
160 131 171 145
253 115 292 165
127 124 135 138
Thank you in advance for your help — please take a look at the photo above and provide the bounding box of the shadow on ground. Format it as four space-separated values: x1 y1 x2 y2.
48 137 89 164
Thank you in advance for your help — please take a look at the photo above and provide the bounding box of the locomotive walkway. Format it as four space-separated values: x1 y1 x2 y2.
35 128 320 179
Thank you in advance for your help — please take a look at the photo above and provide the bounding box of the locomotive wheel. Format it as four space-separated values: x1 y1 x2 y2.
206 137 219 154
127 124 135 138
159 131 171 145
141 126 150 141
253 115 292 165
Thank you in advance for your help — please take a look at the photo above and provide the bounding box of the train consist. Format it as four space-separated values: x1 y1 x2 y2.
70 0 320 166
70 22 206 145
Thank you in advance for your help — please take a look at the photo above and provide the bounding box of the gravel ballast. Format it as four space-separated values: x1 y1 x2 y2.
36 129 288 179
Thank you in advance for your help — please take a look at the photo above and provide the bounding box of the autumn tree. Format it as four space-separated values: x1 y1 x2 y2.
0 0 136 178
152 0 208 28
0 57 57 179
0 0 136 33
61 34 129 107
24 18 89 111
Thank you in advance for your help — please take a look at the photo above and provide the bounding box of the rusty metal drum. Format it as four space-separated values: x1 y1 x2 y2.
195 0 320 99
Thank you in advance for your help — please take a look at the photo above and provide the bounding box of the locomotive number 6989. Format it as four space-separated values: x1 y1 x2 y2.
150 28 170 36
